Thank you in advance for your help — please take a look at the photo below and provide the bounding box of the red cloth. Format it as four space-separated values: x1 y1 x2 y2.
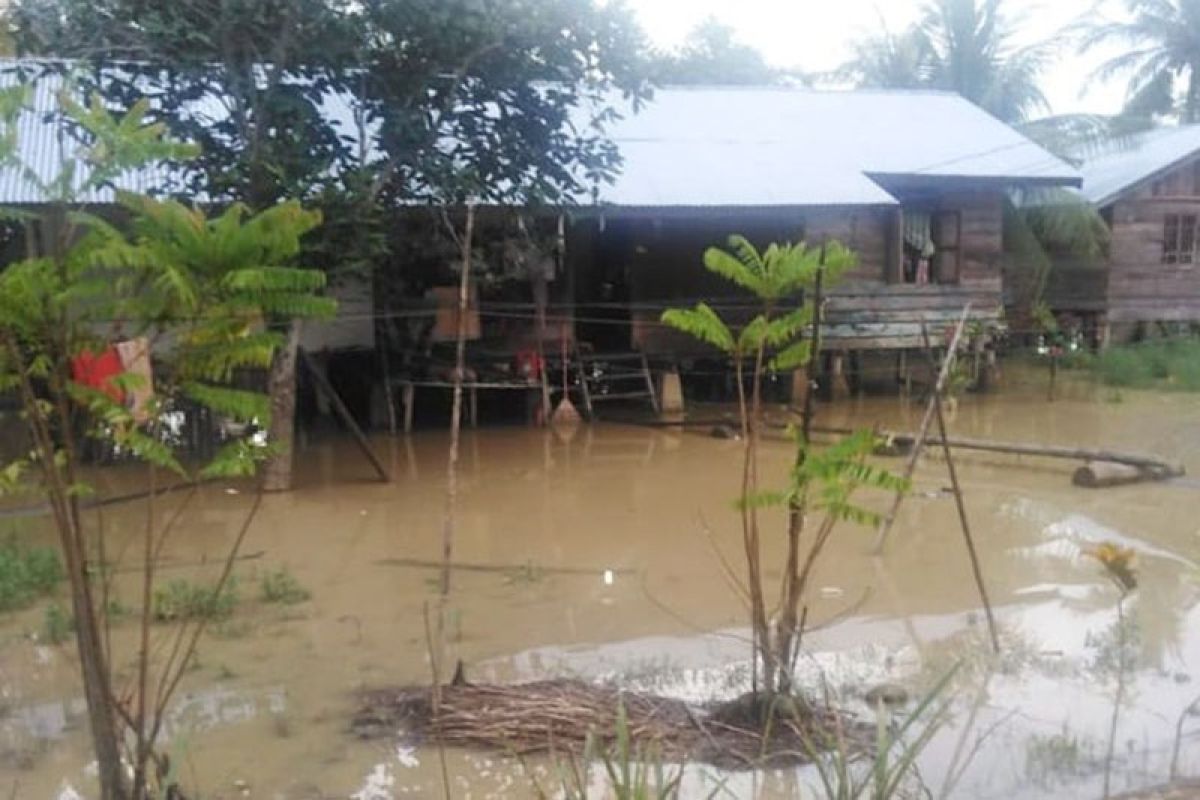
72 346 126 404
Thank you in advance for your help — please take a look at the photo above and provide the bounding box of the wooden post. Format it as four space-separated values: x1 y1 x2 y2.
828 351 850 400
871 304 971 554
885 206 903 284
441 203 476 596
920 323 1000 654
298 348 390 483
660 368 685 414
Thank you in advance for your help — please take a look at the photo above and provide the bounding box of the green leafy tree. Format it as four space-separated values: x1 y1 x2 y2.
650 17 782 85
0 84 332 799
11 0 652 488
662 237 906 705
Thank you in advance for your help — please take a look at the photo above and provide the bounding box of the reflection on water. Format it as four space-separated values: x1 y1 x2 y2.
0 382 1199 798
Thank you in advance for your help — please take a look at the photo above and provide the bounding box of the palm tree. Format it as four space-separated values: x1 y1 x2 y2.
1080 0 1200 122
838 0 1049 123
840 22 932 90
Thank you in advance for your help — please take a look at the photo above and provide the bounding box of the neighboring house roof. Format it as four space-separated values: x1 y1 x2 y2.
0 61 1081 208
0 67 186 204
1079 125 1200 207
595 87 1081 208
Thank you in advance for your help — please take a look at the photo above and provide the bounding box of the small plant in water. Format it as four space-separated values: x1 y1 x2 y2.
536 700 692 800
259 566 311 605
1086 541 1138 799
1025 725 1093 786
0 540 63 612
661 235 906 708
804 664 958 800
153 577 239 622
41 602 73 644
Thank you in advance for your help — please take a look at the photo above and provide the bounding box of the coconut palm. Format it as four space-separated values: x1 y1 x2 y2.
839 0 1049 123
1080 0 1200 122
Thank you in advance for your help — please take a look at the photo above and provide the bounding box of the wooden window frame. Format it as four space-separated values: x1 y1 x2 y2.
1162 213 1199 265
931 210 962 284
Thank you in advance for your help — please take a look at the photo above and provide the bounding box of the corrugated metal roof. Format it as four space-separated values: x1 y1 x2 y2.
0 61 369 204
594 87 1081 207
0 63 1080 208
0 67 186 203
1078 125 1200 207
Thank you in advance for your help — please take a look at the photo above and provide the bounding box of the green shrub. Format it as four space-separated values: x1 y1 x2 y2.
0 540 63 612
41 602 73 644
259 567 311 605
1081 337 1200 391
152 577 238 622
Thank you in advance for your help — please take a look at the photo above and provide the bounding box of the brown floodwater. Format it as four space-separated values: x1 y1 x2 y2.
2 369 1200 799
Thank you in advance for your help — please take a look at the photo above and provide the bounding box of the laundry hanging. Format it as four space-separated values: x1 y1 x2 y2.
71 346 126 405
115 337 154 423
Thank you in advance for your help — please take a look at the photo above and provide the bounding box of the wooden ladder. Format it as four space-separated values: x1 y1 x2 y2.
572 349 659 418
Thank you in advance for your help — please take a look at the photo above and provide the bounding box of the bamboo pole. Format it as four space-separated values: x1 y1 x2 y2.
441 203 476 596
920 322 1000 654
870 304 971 554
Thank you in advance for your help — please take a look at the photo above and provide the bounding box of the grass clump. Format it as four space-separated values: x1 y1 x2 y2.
259 566 311 605
1067 337 1200 391
0 540 63 612
152 577 238 622
41 602 73 644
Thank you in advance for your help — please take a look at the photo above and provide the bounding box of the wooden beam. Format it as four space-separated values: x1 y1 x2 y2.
871 305 971 554
299 348 390 483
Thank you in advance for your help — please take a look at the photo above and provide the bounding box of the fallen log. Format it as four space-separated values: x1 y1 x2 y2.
794 422 1185 484
1072 460 1179 488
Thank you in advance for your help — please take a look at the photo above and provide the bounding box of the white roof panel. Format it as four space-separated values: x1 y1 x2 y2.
593 87 1080 208
0 64 1080 209
1078 125 1200 206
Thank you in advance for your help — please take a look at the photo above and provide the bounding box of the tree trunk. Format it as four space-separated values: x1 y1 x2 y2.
64 515 127 800
263 321 302 492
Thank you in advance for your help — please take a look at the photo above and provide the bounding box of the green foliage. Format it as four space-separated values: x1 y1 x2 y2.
152 577 239 623
662 233 905 698
806 664 959 799
739 430 909 526
1066 337 1200 392
41 602 73 644
0 540 63 612
1025 726 1092 786
662 236 854 361
650 17 781 86
259 566 311 605
839 0 1049 123
545 700 693 800
1078 0 1200 123
0 88 335 488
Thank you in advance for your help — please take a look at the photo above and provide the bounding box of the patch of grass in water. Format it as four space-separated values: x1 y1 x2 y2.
1025 726 1096 786
0 540 63 612
40 602 73 644
1068 337 1200 392
152 577 238 622
259 566 311 605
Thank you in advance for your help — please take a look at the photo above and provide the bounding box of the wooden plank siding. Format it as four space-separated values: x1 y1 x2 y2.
580 190 1006 354
1049 158 1200 327
1105 177 1200 323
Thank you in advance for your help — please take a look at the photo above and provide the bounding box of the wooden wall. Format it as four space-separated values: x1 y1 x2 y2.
571 190 1007 355
823 190 1004 350
1103 160 1200 324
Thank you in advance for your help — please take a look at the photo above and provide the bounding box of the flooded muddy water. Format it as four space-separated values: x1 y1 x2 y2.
2 373 1200 798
